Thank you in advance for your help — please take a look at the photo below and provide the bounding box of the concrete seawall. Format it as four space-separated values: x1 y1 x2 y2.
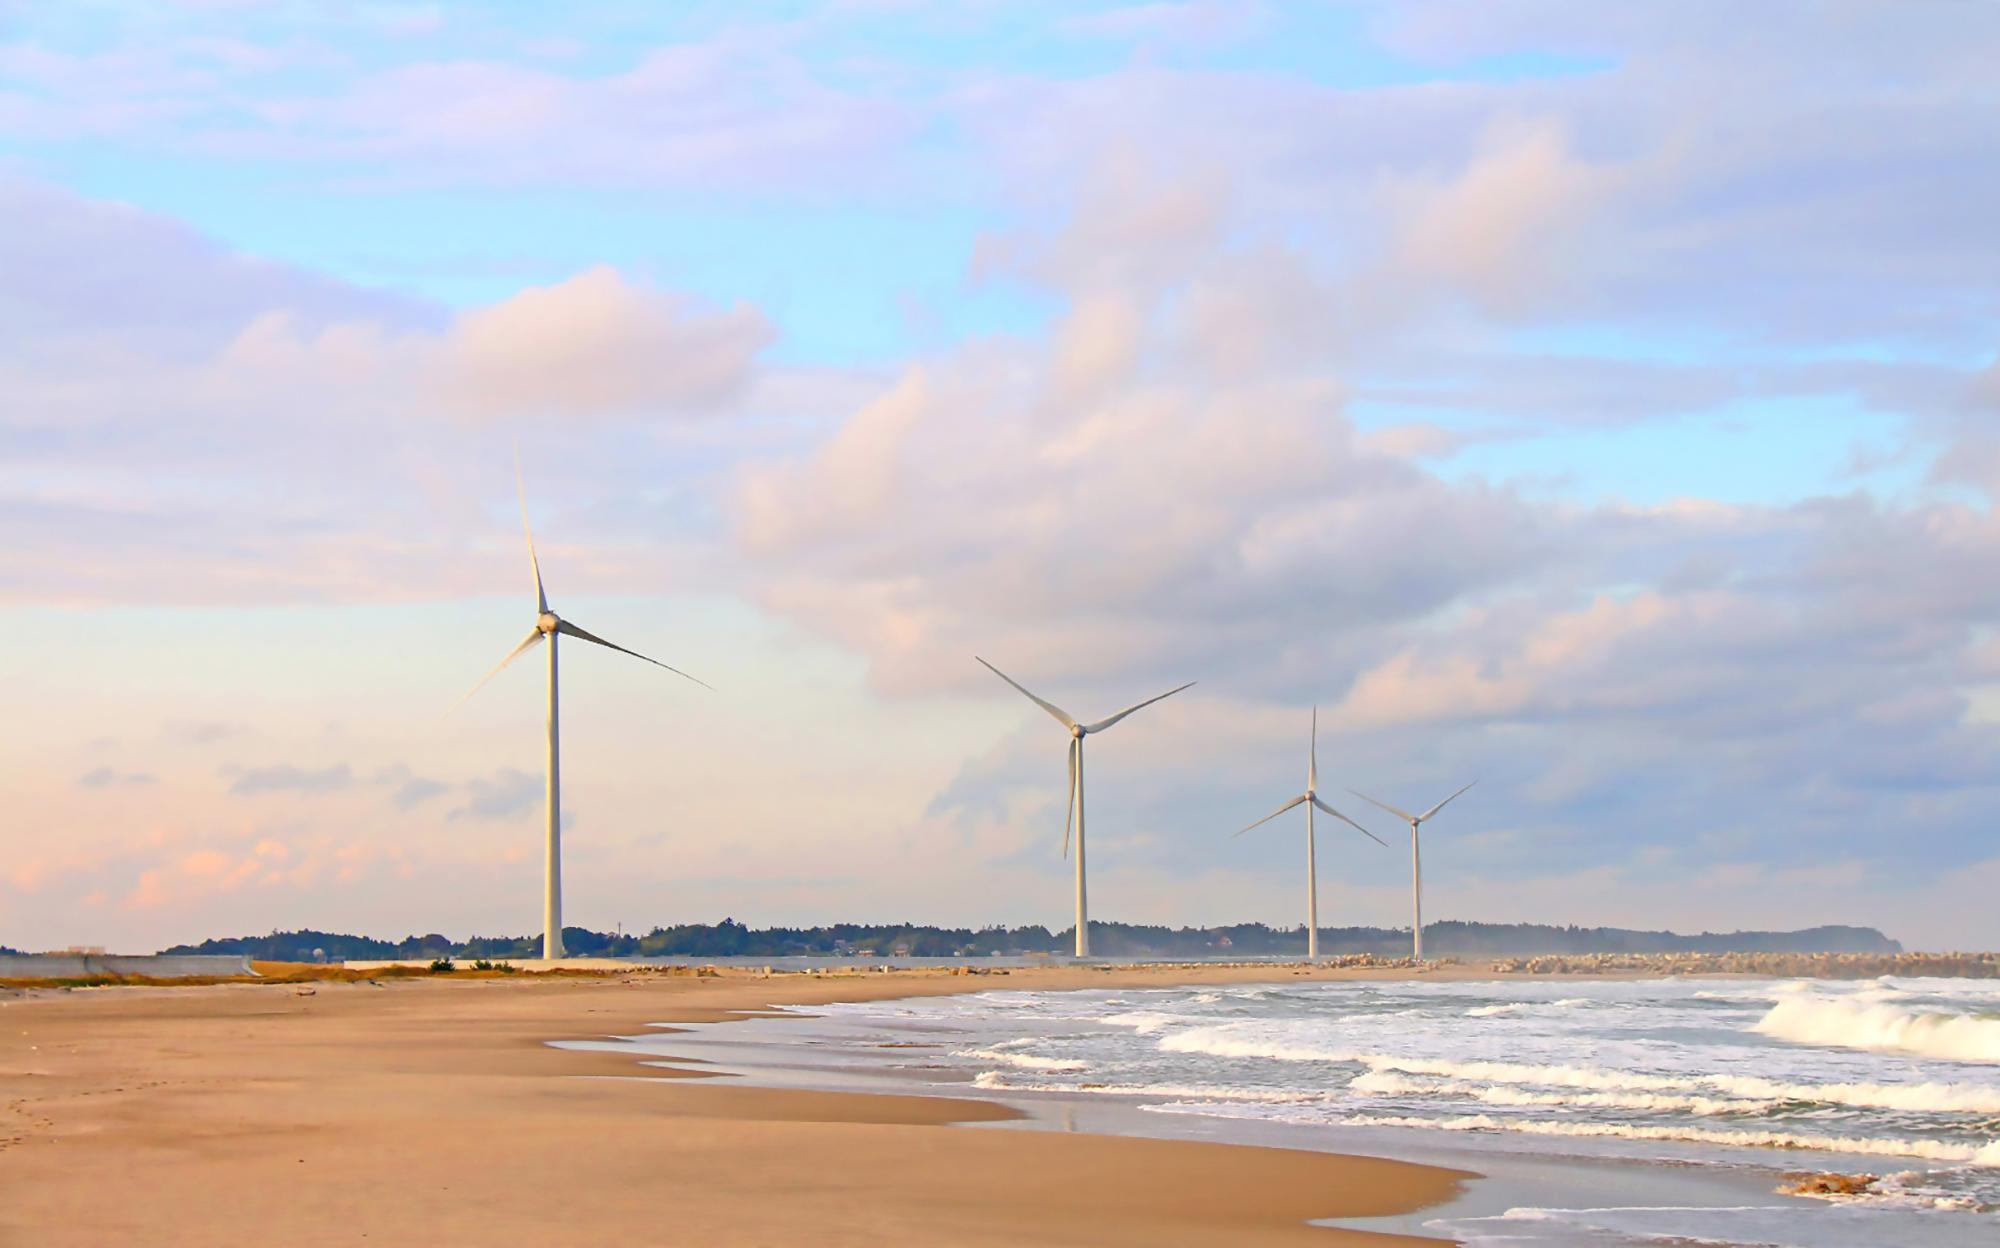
0 954 257 979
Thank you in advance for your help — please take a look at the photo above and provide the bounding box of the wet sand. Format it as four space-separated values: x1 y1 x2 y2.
0 964 1474 1246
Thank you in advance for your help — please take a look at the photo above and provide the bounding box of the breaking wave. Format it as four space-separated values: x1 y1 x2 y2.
1349 1070 1781 1117
1755 996 2000 1063
951 1046 1086 1072
970 1071 1323 1102
1101 1010 1183 1035
1467 998 1591 1018
1154 1028 2000 1114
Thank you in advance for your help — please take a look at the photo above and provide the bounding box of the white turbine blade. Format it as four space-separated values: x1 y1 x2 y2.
1081 680 1196 734
1418 779 1479 823
976 656 1076 728
1232 793 1308 838
1063 736 1078 858
1309 705 1318 792
453 629 544 710
555 619 713 690
1313 796 1389 847
1349 789 1416 823
515 451 548 615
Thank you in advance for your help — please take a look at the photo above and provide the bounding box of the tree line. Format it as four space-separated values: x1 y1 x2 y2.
157 919 1900 962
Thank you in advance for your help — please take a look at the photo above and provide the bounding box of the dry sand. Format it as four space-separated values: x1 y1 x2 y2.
0 963 1476 1246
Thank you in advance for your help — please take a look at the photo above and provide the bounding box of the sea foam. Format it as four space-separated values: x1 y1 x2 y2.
950 1046 1086 1072
1155 1026 2000 1114
1754 996 2000 1063
1335 1113 2000 1167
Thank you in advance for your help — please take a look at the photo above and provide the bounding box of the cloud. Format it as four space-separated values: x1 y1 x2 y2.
449 767 540 821
370 764 451 810
1356 422 1468 460
736 189 1555 696
77 767 156 790
0 178 774 608
124 837 306 911
0 19 914 191
443 267 772 419
1387 119 1631 315
0 176 430 352
226 763 355 796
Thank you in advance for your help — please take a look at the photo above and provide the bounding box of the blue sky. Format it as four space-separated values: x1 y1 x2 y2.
4 1 1999 950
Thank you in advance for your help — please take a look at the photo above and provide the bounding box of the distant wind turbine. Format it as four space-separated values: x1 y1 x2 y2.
1232 708 1385 960
977 657 1193 958
459 461 710 960
1350 780 1477 962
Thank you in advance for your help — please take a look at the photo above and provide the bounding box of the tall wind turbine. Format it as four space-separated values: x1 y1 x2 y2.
1350 780 1476 962
460 463 709 960
1232 708 1385 959
977 657 1193 958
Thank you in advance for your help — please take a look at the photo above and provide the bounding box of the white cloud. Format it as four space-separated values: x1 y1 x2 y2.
443 267 772 419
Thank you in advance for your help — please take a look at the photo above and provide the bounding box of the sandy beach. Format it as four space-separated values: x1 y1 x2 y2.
1 964 1475 1246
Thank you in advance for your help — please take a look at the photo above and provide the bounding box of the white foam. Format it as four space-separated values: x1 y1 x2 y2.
1102 1010 1184 1035
1465 998 1593 1018
1156 1025 1354 1063
1754 996 2000 1063
1705 1073 2000 1115
1786 1170 1988 1214
951 1046 1086 1072
1338 1113 2000 1167
970 1071 1320 1103
1349 1070 1781 1117
1153 1028 2000 1115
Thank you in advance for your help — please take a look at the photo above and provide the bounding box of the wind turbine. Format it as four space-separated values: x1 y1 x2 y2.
1232 708 1385 960
1350 780 1477 962
977 657 1193 958
459 463 709 960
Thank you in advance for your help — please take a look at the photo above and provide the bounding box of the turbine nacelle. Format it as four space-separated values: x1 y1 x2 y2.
975 656 1193 879
537 611 560 635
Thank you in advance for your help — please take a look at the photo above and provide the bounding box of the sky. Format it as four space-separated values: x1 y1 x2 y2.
5 1 2000 953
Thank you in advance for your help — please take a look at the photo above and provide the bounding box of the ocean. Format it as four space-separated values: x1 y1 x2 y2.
775 975 2000 1246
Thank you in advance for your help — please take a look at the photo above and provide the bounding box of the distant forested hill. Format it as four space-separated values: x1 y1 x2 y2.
160 920 1900 961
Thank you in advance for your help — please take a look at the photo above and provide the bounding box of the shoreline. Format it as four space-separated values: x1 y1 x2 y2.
2 963 1480 1246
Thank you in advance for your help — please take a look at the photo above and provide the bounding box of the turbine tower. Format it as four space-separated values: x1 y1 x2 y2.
460 462 709 960
1232 708 1385 959
977 657 1193 958
1350 780 1476 962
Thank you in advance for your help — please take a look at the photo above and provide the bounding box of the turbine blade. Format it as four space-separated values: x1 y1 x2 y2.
1081 680 1196 734
1349 789 1416 823
515 450 548 615
976 657 1076 728
1313 796 1389 847
1309 705 1318 793
1063 737 1078 859
453 629 544 710
555 619 713 690
1419 779 1479 823
1232 793 1308 838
